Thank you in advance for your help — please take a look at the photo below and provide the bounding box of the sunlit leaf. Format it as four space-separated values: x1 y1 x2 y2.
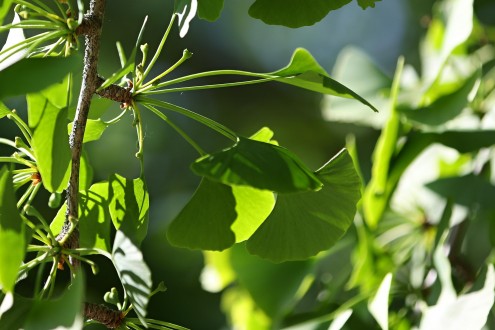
0 101 10 119
174 0 198 38
368 273 392 330
401 69 481 127
51 182 112 252
29 95 71 193
329 309 353 330
0 56 81 98
24 272 84 330
0 167 25 293
112 230 152 327
192 137 322 193
247 149 361 262
167 178 274 250
419 265 495 330
201 250 236 293
248 0 351 28
421 0 474 88
426 174 495 209
0 13 26 71
198 0 224 21
67 119 108 143
230 244 313 318
109 174 149 246
322 47 392 128
272 48 378 112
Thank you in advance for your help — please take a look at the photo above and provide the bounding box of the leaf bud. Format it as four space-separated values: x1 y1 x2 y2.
48 192 62 208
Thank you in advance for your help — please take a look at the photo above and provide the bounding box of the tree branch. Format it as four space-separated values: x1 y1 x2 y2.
57 0 106 252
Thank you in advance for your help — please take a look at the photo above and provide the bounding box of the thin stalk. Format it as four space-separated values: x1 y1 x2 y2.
7 112 33 144
104 109 127 125
142 77 278 96
62 252 98 274
142 103 205 155
27 245 51 252
13 153 37 168
22 216 51 246
139 49 192 90
141 14 176 84
33 256 47 297
131 102 145 178
0 138 16 148
0 20 59 31
136 96 237 142
43 36 65 57
25 205 57 243
14 0 65 24
18 251 50 275
141 69 278 92
17 183 35 208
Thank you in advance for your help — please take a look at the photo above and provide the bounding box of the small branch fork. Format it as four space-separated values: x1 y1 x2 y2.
55 0 130 328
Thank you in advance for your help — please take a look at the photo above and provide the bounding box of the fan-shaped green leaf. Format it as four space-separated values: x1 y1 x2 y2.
68 119 108 143
246 149 361 262
29 96 70 193
272 48 378 112
0 56 81 98
109 174 149 246
198 0 224 21
230 244 313 318
112 230 152 327
0 167 26 293
191 137 322 193
248 0 351 28
51 182 111 252
24 272 84 330
167 179 274 250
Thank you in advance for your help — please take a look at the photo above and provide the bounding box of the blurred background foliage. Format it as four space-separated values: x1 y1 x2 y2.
2 0 495 328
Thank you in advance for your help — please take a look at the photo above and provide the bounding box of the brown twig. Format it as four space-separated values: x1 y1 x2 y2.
84 303 125 329
57 0 106 258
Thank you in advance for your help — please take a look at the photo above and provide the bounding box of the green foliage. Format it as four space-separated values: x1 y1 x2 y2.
1 0 494 329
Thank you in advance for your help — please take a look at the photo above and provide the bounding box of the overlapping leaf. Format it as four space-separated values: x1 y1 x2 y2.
24 273 84 330
167 179 274 250
51 182 111 252
109 174 149 246
246 149 361 262
112 230 152 327
272 48 378 112
0 167 26 293
191 137 322 193
198 0 224 21
28 94 71 193
0 56 81 98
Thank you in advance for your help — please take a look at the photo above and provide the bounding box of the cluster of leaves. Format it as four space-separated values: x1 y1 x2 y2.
0 0 380 329
195 0 495 329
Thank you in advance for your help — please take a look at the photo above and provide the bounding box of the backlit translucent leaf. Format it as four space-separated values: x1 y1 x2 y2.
0 167 25 293
248 0 351 28
109 174 149 246
419 265 495 330
68 119 108 143
29 96 71 193
401 69 480 127
272 48 377 112
112 230 152 327
0 56 81 98
167 179 274 250
231 244 313 318
198 0 224 21
0 101 10 119
51 182 112 252
247 149 361 262
322 47 391 128
192 137 322 193
24 272 84 330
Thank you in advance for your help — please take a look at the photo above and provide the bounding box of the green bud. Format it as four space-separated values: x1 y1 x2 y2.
48 192 62 208
66 18 78 31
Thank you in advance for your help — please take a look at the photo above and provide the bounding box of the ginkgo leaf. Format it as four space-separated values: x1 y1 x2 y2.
247 149 361 262
191 137 322 193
